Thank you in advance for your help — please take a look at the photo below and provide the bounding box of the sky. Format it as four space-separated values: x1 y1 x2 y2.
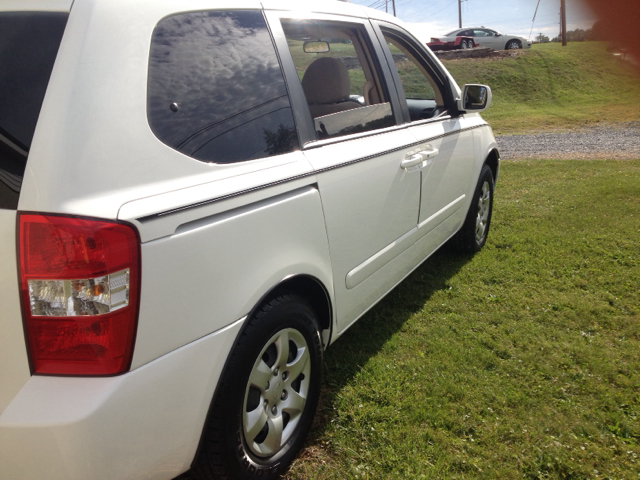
347 0 597 42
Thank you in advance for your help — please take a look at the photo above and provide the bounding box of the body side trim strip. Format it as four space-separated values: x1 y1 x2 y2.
172 185 318 237
345 193 467 291
345 225 417 290
138 123 487 222
417 194 466 235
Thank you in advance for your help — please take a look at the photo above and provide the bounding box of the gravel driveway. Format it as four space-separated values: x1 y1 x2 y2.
496 122 640 160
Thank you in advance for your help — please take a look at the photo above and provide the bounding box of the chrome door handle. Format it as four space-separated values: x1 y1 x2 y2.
400 153 424 169
419 147 439 160
401 146 439 170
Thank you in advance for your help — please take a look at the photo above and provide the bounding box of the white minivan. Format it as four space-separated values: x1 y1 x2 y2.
0 0 499 478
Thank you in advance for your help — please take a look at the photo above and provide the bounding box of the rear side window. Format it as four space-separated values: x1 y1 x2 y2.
147 10 299 164
0 12 68 210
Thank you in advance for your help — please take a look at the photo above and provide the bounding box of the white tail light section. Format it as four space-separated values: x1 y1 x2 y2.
18 213 140 376
28 269 130 317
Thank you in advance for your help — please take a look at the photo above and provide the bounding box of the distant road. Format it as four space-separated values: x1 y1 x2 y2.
496 122 640 160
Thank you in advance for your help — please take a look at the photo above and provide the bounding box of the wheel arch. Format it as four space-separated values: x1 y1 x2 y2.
258 274 333 348
187 274 332 475
484 147 500 184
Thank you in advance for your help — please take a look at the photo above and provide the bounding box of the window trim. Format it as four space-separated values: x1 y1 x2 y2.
301 115 451 151
372 20 457 124
263 10 317 148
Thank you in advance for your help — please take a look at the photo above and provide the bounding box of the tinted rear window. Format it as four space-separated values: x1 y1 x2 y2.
147 10 299 164
0 12 68 209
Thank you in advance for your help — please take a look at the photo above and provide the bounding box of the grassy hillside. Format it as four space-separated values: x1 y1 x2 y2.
443 42 640 134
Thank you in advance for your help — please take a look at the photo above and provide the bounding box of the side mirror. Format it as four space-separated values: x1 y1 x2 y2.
457 84 492 113
303 41 330 53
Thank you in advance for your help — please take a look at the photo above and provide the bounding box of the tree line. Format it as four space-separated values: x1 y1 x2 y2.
534 20 608 43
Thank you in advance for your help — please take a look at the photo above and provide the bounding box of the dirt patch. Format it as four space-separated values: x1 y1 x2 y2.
436 47 528 62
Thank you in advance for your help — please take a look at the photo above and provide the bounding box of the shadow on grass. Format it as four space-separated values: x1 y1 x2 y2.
307 246 474 445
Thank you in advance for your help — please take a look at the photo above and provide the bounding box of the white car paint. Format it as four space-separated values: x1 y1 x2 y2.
0 319 243 480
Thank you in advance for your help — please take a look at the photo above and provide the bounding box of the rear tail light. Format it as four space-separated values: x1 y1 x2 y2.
18 213 140 376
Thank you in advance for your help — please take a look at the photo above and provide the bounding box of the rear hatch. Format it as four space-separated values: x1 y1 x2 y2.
0 7 69 413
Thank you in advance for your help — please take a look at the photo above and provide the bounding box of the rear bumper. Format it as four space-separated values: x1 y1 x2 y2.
0 318 243 480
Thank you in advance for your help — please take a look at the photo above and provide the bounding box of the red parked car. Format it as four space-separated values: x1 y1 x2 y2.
427 35 475 51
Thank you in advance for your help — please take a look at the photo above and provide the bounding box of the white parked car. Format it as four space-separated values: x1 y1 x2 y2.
431 27 532 50
0 0 499 479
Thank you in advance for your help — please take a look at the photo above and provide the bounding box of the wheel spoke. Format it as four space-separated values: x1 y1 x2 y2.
481 186 490 202
244 405 268 442
286 345 309 381
275 330 290 367
249 359 272 390
262 415 284 454
476 211 486 240
282 388 306 416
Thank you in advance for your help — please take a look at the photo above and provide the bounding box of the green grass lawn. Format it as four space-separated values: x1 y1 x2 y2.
443 42 640 134
286 159 640 479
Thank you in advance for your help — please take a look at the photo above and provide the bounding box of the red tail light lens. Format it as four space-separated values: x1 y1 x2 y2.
18 213 140 376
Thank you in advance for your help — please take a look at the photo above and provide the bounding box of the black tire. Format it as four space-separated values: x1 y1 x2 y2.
451 164 495 253
506 39 521 49
191 294 323 480
460 39 469 49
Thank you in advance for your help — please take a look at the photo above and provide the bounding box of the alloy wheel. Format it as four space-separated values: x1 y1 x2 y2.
475 180 491 243
243 328 311 457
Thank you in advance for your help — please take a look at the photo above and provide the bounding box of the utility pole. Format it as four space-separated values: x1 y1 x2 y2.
458 0 462 28
385 0 388 14
392 0 396 16
560 0 567 46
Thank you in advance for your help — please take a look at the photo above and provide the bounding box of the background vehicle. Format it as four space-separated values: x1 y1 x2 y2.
427 35 476 51
431 27 532 50
0 1 499 479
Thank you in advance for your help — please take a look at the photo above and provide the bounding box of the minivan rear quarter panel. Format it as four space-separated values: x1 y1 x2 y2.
0 210 30 414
